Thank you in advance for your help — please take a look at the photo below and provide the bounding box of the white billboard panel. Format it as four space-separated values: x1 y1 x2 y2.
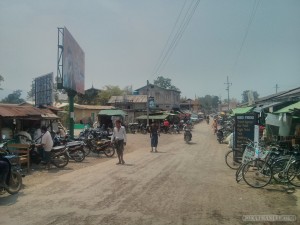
35 72 54 106
63 27 85 94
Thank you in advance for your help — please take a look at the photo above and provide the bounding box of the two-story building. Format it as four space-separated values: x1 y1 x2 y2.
107 95 147 123
134 83 181 111
107 84 181 123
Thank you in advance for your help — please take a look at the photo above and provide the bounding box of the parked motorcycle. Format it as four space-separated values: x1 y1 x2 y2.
0 153 24 195
169 124 180 134
216 129 224 144
29 142 69 168
83 137 115 157
53 135 85 162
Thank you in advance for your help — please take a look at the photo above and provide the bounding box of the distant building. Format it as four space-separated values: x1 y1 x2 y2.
107 95 147 123
180 98 200 113
55 103 114 125
134 84 181 111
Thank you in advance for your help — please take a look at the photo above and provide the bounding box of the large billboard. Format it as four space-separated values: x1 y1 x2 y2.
63 27 85 94
35 72 54 106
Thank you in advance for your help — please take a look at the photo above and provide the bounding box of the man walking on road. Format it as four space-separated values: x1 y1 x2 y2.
111 120 127 165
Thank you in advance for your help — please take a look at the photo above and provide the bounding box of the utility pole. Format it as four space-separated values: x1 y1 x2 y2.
146 80 149 127
275 84 279 94
224 76 232 111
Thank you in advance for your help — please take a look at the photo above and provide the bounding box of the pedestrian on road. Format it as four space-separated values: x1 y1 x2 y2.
212 118 218 135
150 121 160 152
111 120 127 165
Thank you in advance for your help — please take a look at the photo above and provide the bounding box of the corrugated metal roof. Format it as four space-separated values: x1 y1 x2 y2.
98 109 127 116
230 107 254 115
253 102 282 112
136 114 169 120
108 95 148 104
54 103 115 110
274 101 300 114
75 105 115 110
0 105 59 119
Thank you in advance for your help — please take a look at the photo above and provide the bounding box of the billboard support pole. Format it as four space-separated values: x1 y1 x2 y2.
68 90 76 139
146 80 149 127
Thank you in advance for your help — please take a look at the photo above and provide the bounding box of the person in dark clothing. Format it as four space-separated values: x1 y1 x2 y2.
150 122 160 152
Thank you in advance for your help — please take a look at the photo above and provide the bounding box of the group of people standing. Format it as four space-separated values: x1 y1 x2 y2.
110 120 161 166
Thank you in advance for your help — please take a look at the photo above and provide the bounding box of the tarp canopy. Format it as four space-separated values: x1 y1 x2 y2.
230 107 254 115
136 114 169 120
273 101 300 114
98 109 127 116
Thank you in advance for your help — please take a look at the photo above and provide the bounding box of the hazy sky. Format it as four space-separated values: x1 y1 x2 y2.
0 0 299 102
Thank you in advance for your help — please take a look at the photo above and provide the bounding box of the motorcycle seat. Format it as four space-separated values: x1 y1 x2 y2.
66 141 82 147
52 145 65 152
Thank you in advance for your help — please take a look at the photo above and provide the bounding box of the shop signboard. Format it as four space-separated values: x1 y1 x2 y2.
233 113 258 149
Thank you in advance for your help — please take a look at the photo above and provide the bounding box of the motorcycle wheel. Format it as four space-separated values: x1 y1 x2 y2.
83 144 91 156
71 149 86 162
217 137 223 144
6 171 22 195
104 146 115 157
184 135 190 143
51 153 69 168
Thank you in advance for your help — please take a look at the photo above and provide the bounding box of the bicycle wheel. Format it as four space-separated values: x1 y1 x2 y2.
225 150 242 170
235 163 245 183
242 159 272 188
287 160 300 187
271 158 289 184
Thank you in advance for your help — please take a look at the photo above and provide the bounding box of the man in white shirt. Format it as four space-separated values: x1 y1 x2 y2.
37 126 53 169
111 120 127 165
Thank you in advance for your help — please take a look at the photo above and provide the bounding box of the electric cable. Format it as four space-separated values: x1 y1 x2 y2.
152 0 188 76
151 0 201 79
231 0 261 74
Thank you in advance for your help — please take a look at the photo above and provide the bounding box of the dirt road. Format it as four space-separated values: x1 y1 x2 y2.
0 123 299 225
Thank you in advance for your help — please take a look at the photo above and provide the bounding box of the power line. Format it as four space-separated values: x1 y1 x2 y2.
231 0 261 74
151 0 188 76
151 0 201 79
157 0 200 75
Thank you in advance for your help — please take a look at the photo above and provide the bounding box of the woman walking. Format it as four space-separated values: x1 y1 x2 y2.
150 122 160 152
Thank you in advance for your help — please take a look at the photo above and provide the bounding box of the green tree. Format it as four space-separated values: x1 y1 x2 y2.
1 90 25 104
98 85 124 105
199 95 220 114
241 90 259 104
153 76 180 91
76 89 100 105
27 80 35 100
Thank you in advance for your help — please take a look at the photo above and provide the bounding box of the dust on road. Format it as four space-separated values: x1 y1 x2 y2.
0 123 299 225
